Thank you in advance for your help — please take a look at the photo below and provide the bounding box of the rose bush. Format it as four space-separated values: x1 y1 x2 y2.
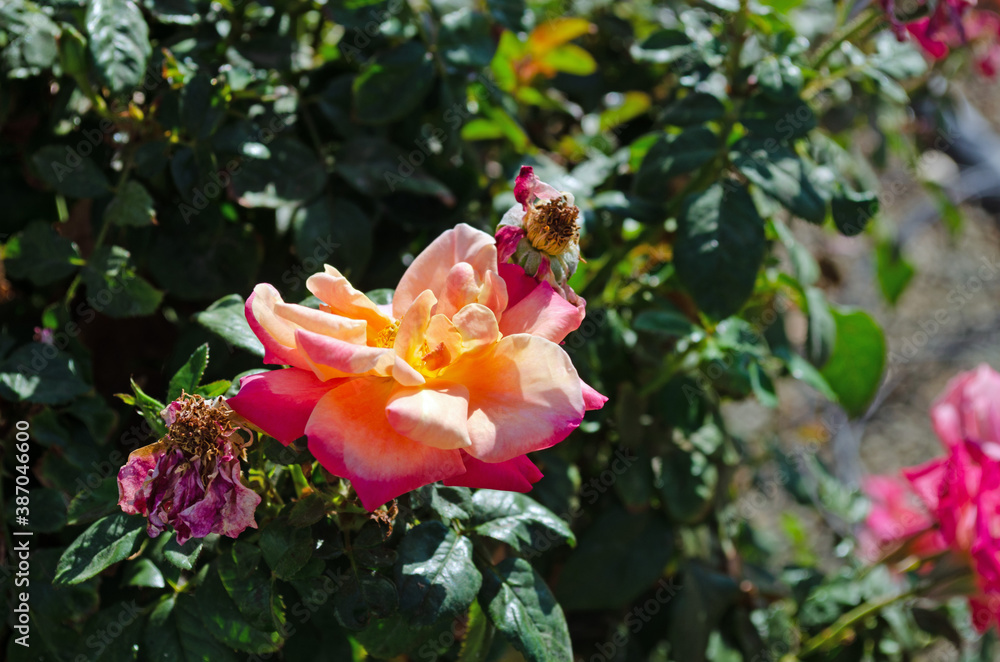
3 0 1000 660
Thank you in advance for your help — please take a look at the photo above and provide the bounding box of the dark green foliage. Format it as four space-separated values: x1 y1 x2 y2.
0 0 964 659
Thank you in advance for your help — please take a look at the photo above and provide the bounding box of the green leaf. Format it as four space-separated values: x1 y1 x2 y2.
334 137 456 205
875 239 914 305
231 137 326 208
194 295 265 357
666 563 741 662
200 566 284 653
480 558 572 662
72 603 144 661
181 74 226 140
633 308 698 338
54 513 145 584
555 506 674 610
148 215 261 300
3 220 80 285
85 0 152 94
141 0 200 24
30 145 112 197
771 219 819 286
776 348 837 401
260 518 313 579
634 127 718 199
754 56 803 101
538 44 597 75
831 188 878 236
194 379 230 398
288 492 328 527
167 343 209 401
333 572 399 630
65 393 118 444
599 91 651 132
734 141 827 223
82 246 164 318
104 181 156 227
661 92 725 125
412 483 473 520
0 343 90 405
820 307 886 417
128 378 167 437
470 490 574 554
674 182 766 320
740 97 815 139
123 557 165 588
144 595 239 662
458 600 493 662
67 475 120 525
631 28 694 64
366 288 395 306
353 41 435 125
804 286 836 367
163 535 203 570
218 542 285 631
395 522 481 627
662 447 719 523
292 196 372 281
439 9 496 67
0 1 59 76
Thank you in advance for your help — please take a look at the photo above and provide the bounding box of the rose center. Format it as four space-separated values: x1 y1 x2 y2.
373 320 400 349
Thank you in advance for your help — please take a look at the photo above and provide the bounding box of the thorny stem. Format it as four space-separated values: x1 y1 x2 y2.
62 148 136 307
810 6 884 70
288 463 312 498
799 587 921 656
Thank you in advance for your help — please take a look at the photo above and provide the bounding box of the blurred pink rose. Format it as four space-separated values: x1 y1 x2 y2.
884 0 1000 77
902 439 1000 632
931 364 1000 455
859 474 942 561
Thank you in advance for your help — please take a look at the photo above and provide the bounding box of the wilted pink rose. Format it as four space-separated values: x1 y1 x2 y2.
228 224 606 511
931 364 1000 455
118 396 260 545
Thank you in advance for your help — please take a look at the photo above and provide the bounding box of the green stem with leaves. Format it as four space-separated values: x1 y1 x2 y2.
62 148 135 307
799 588 921 657
810 6 884 70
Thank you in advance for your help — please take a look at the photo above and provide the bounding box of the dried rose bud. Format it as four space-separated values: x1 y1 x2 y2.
496 166 583 304
117 395 261 545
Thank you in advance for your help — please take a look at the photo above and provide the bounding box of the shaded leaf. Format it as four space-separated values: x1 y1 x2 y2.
471 490 574 554
395 521 480 626
85 0 152 94
480 558 572 662
353 42 435 125
54 513 145 584
674 183 766 319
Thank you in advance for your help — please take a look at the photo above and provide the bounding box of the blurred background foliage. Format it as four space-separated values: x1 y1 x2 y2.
1 0 998 660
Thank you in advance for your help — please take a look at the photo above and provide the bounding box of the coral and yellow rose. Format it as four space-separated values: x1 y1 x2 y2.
229 223 606 510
